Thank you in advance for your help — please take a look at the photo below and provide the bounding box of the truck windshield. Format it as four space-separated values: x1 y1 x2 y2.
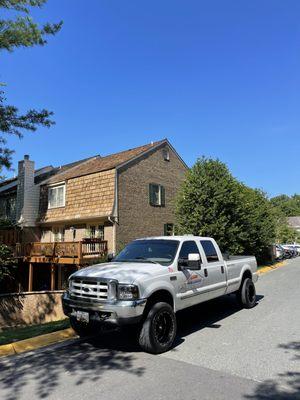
114 239 179 266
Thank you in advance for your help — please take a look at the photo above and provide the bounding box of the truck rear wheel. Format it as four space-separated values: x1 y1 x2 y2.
70 317 93 337
138 302 177 354
237 278 256 309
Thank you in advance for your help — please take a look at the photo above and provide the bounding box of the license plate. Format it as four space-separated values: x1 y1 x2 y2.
75 311 89 323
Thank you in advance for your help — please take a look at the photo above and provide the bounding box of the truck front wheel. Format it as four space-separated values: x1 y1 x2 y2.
237 278 256 309
138 302 177 354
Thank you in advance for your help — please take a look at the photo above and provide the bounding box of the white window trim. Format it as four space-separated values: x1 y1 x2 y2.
86 224 105 240
151 184 163 206
48 184 66 209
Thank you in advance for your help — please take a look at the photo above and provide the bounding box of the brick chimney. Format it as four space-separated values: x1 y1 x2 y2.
16 155 37 227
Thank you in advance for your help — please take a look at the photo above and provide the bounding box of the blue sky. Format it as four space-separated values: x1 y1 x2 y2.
1 0 300 197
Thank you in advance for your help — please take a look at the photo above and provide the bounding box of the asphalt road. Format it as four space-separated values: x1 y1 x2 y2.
0 259 299 400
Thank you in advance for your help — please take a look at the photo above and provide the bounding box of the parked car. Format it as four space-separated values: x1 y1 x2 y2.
275 245 285 261
281 244 300 257
62 236 258 354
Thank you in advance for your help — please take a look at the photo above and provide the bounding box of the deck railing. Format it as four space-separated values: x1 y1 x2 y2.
15 239 108 262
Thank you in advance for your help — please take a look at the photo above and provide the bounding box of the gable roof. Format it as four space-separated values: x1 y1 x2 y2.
46 139 168 184
0 155 97 191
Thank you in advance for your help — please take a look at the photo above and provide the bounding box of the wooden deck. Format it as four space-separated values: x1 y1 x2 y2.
15 238 108 265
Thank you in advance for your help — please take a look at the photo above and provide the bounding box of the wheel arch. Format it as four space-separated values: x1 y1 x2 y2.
144 289 175 316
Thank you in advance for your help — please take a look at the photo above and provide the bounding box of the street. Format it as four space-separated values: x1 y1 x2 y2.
0 259 299 400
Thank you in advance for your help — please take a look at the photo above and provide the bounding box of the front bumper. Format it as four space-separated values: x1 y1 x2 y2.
62 292 147 326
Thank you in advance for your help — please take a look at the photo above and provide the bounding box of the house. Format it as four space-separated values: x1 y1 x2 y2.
0 139 188 292
287 216 300 233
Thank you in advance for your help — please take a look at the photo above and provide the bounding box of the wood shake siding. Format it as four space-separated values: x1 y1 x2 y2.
39 169 116 223
116 145 187 250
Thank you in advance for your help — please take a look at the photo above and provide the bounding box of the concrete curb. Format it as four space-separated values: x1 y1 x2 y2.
0 327 76 358
257 261 286 275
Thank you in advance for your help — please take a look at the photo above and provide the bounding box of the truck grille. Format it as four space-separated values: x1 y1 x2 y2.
69 278 109 301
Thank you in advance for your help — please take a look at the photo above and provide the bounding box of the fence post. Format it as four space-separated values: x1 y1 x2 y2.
50 264 55 291
28 263 33 292
78 241 82 262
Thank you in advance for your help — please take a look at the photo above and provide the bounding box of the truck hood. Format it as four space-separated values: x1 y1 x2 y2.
71 261 167 284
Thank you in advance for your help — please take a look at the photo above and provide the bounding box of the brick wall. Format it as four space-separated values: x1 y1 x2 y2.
116 144 187 250
39 169 116 223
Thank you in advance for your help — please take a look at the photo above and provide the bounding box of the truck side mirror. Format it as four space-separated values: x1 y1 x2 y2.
187 253 201 270
107 253 114 262
178 254 201 271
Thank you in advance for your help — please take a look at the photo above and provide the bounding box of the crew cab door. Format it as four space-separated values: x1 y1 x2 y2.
198 239 227 299
176 240 206 308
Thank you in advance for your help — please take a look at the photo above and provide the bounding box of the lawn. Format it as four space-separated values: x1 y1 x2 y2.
0 319 70 346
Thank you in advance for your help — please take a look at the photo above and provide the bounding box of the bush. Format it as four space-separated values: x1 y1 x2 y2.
175 157 276 260
0 244 17 284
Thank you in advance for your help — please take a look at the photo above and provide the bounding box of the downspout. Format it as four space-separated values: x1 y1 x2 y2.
108 168 119 255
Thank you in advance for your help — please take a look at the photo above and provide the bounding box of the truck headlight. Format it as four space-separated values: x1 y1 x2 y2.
118 284 139 300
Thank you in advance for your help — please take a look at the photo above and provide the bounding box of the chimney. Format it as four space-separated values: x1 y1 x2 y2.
16 155 36 226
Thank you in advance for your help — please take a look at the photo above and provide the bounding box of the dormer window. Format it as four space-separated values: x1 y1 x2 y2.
48 184 65 209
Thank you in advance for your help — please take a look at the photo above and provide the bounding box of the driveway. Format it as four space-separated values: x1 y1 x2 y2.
0 259 299 400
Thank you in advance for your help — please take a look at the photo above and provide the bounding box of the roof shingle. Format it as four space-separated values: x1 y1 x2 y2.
46 139 166 184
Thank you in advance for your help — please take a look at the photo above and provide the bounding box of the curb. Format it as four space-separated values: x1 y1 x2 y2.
257 261 286 276
0 327 76 358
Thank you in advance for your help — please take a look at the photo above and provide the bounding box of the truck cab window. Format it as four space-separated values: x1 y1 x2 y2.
179 241 200 260
200 240 219 262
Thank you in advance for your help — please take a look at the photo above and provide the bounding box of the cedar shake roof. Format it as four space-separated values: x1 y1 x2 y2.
46 139 167 184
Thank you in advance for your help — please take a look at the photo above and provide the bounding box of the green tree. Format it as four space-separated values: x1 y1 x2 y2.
175 157 276 259
270 194 300 217
0 0 62 171
0 243 17 284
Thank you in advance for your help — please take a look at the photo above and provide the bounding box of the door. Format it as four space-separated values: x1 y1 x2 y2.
199 239 227 299
176 240 206 307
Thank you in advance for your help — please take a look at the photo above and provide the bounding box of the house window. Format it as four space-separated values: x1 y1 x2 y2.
149 184 165 207
48 184 65 209
86 225 104 240
164 223 174 236
53 227 65 242
163 148 170 161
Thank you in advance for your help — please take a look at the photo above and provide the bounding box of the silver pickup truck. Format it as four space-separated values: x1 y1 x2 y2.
62 236 258 354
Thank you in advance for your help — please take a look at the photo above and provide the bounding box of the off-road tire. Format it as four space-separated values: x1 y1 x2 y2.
236 277 256 309
138 302 177 354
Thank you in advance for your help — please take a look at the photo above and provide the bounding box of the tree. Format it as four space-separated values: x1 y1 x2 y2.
0 0 62 171
0 243 17 285
270 194 300 217
175 157 276 260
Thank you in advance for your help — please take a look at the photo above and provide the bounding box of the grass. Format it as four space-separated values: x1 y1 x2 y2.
0 319 70 346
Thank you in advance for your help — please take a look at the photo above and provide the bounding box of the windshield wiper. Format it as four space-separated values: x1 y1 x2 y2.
133 257 160 265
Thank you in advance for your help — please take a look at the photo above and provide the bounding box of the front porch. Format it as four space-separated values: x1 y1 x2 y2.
15 239 108 292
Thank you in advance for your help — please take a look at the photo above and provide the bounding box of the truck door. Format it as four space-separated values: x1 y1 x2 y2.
199 239 227 299
176 240 206 307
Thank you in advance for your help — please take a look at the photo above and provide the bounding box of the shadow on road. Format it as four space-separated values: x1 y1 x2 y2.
174 293 264 346
244 341 300 400
0 293 265 399
0 331 145 400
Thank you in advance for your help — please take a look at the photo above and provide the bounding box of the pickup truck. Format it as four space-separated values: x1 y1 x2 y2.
62 236 258 354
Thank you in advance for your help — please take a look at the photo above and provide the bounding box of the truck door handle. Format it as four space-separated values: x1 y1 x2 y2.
204 268 208 277
221 266 224 274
